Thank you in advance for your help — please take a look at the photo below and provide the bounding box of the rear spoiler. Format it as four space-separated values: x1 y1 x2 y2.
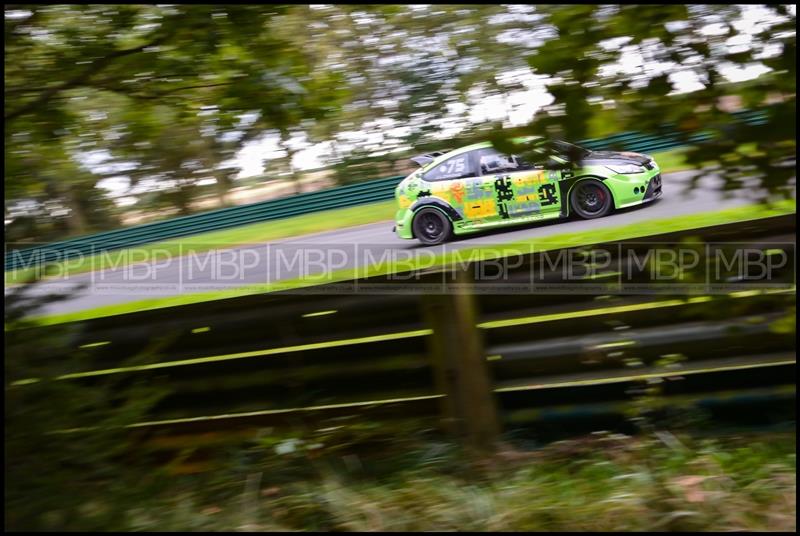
410 150 448 168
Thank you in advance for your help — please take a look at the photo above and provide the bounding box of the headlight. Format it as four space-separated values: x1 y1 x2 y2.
605 164 646 174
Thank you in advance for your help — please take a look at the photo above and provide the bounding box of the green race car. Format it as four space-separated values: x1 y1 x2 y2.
394 138 662 245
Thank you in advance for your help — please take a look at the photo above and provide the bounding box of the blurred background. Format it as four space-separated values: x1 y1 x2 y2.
4 4 796 532
5 4 795 243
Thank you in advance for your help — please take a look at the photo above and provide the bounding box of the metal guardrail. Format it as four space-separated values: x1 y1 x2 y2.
4 109 769 272
7 215 795 465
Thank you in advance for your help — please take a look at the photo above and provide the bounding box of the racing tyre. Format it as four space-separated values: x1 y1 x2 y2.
570 179 613 219
413 207 453 245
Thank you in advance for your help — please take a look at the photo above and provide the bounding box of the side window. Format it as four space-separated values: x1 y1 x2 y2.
476 148 537 176
422 153 474 182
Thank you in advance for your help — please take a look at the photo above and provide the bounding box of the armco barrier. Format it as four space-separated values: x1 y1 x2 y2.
6 215 795 464
4 109 768 272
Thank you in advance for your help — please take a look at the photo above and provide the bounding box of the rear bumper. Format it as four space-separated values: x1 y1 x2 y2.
395 210 415 239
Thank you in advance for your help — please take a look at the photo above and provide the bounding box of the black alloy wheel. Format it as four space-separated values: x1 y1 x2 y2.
413 207 452 245
570 180 613 219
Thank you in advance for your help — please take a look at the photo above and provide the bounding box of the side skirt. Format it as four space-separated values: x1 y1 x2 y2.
453 211 563 235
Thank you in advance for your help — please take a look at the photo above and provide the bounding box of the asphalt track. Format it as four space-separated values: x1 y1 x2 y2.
8 170 772 317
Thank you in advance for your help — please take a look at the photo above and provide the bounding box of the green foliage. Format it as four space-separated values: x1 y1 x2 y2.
513 5 795 199
5 5 351 238
4 285 172 530
20 430 795 531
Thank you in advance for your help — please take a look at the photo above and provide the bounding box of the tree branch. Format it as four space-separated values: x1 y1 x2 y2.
5 30 174 122
94 81 234 101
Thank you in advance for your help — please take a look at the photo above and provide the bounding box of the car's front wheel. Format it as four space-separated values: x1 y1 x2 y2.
412 207 453 245
570 179 613 219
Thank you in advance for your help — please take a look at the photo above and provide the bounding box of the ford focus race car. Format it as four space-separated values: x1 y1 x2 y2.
394 138 662 245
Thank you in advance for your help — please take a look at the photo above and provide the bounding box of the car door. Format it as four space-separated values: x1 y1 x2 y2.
419 150 483 224
475 147 563 224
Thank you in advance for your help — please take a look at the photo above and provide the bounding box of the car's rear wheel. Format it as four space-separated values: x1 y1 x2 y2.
570 179 613 219
412 207 452 245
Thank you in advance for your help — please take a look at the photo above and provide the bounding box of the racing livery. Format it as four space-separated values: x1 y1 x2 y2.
394 138 662 244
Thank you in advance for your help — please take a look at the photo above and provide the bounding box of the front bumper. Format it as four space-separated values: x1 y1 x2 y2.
611 167 663 209
642 173 662 200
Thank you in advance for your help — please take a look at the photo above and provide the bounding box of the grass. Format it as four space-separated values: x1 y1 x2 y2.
6 147 695 285
649 146 692 172
22 429 795 531
22 198 795 327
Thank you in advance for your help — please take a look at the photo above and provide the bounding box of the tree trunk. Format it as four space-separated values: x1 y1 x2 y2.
280 132 303 195
174 180 194 216
215 173 231 208
64 186 88 236
287 146 302 195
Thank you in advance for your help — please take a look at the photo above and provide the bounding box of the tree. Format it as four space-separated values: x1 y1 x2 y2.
503 4 795 199
276 5 532 183
5 5 349 233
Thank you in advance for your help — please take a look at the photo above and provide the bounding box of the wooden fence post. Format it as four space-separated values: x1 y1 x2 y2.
421 267 500 452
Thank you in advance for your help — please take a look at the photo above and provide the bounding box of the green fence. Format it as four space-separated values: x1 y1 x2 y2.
4 109 768 272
